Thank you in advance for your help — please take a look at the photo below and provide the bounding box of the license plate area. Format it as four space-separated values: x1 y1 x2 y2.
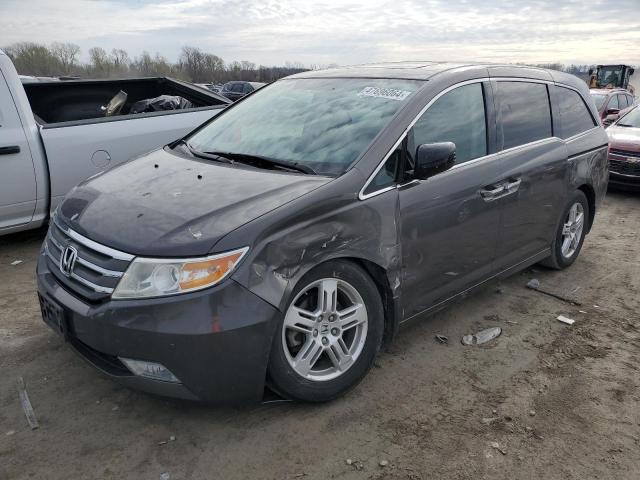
38 293 69 339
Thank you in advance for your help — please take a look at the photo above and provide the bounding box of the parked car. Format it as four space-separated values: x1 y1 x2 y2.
606 104 640 189
0 49 231 235
37 62 608 404
219 81 265 101
590 88 635 125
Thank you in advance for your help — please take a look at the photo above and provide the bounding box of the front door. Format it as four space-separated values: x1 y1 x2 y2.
0 70 37 229
397 82 503 320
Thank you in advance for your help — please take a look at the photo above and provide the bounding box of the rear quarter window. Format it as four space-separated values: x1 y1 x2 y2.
557 87 596 139
497 81 552 150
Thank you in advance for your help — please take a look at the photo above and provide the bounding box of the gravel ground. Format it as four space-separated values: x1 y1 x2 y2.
1 190 639 480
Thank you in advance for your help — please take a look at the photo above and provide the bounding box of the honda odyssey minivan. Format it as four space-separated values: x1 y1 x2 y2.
37 62 608 404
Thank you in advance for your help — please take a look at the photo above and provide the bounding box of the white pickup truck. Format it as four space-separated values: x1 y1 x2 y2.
0 49 231 235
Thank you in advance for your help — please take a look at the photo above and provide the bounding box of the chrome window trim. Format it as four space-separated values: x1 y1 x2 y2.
359 76 595 200
53 214 135 261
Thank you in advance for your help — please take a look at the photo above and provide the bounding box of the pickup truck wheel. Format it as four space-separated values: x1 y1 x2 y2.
541 190 589 270
268 261 384 402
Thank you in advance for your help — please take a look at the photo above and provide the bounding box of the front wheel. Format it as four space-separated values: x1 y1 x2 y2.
267 261 384 402
541 190 589 269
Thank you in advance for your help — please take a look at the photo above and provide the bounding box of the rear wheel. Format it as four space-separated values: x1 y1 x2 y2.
268 261 384 402
541 190 589 269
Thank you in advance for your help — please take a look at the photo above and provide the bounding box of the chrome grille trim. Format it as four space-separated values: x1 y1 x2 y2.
47 224 124 278
44 243 114 294
52 215 134 261
46 215 133 298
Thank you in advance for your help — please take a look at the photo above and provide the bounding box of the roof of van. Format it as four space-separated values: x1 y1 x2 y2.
289 61 586 89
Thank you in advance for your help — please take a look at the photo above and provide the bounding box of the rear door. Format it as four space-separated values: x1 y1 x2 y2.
491 80 567 270
0 69 37 229
395 81 504 319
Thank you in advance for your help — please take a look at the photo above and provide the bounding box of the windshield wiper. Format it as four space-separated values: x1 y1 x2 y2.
173 140 234 164
203 151 317 175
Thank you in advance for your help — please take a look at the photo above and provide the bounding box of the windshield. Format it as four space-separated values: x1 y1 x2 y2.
591 94 607 110
187 78 421 176
597 66 623 87
617 106 640 127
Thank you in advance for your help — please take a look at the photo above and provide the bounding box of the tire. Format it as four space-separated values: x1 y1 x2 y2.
540 190 589 270
267 260 384 402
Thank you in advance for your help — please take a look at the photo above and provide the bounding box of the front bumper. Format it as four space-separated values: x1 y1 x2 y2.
36 252 279 404
608 170 640 189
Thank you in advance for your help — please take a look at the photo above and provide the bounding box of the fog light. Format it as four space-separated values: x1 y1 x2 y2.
119 358 180 383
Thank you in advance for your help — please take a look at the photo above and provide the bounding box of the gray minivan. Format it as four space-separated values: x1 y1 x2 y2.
37 62 608 404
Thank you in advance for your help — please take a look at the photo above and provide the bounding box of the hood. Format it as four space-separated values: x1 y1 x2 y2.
607 125 640 152
58 148 331 256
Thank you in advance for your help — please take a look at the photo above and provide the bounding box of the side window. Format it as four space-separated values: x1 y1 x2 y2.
619 95 629 109
244 83 254 94
497 81 552 150
556 87 596 139
608 94 619 110
363 148 400 195
410 83 487 165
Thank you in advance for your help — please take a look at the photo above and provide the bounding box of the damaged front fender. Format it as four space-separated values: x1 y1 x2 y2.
217 169 402 337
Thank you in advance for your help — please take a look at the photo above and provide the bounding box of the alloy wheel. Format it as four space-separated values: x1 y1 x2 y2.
282 278 368 381
561 202 585 259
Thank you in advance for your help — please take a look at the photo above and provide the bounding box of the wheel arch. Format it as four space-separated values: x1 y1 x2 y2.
577 183 596 232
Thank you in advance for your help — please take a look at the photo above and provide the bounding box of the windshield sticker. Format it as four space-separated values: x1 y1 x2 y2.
358 87 412 101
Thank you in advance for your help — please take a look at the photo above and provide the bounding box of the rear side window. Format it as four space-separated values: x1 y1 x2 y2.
410 83 487 164
557 87 596 139
618 95 629 109
608 95 619 109
497 82 552 150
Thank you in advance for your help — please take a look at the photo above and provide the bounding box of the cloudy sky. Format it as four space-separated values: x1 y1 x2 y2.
2 0 639 67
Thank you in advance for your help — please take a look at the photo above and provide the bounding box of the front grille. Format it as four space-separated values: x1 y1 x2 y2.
609 159 640 177
44 215 133 301
610 148 640 158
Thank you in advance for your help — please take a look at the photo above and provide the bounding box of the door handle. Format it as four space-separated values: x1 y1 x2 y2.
504 178 521 194
479 184 505 201
0 145 21 155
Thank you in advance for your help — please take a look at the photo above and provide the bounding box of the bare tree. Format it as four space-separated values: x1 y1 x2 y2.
2 41 310 82
4 42 61 76
88 47 112 76
50 42 80 75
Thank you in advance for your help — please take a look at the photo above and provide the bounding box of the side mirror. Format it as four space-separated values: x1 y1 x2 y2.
414 142 456 180
606 108 620 116
603 114 618 127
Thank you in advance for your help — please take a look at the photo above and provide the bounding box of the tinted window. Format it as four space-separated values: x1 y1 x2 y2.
557 87 596 139
497 82 552 150
243 83 254 93
411 83 487 164
364 148 400 195
618 94 629 109
608 94 619 109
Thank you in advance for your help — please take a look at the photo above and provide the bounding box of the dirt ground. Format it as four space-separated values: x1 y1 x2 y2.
1 191 639 480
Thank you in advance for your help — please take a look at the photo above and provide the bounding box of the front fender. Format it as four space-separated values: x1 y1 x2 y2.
225 184 401 315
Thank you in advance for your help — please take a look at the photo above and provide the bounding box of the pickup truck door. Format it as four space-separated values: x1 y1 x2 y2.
0 70 37 229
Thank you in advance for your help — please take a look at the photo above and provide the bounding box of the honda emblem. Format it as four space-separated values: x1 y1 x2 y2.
59 245 78 276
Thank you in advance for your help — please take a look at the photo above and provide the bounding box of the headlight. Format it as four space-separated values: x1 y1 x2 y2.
112 247 248 299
